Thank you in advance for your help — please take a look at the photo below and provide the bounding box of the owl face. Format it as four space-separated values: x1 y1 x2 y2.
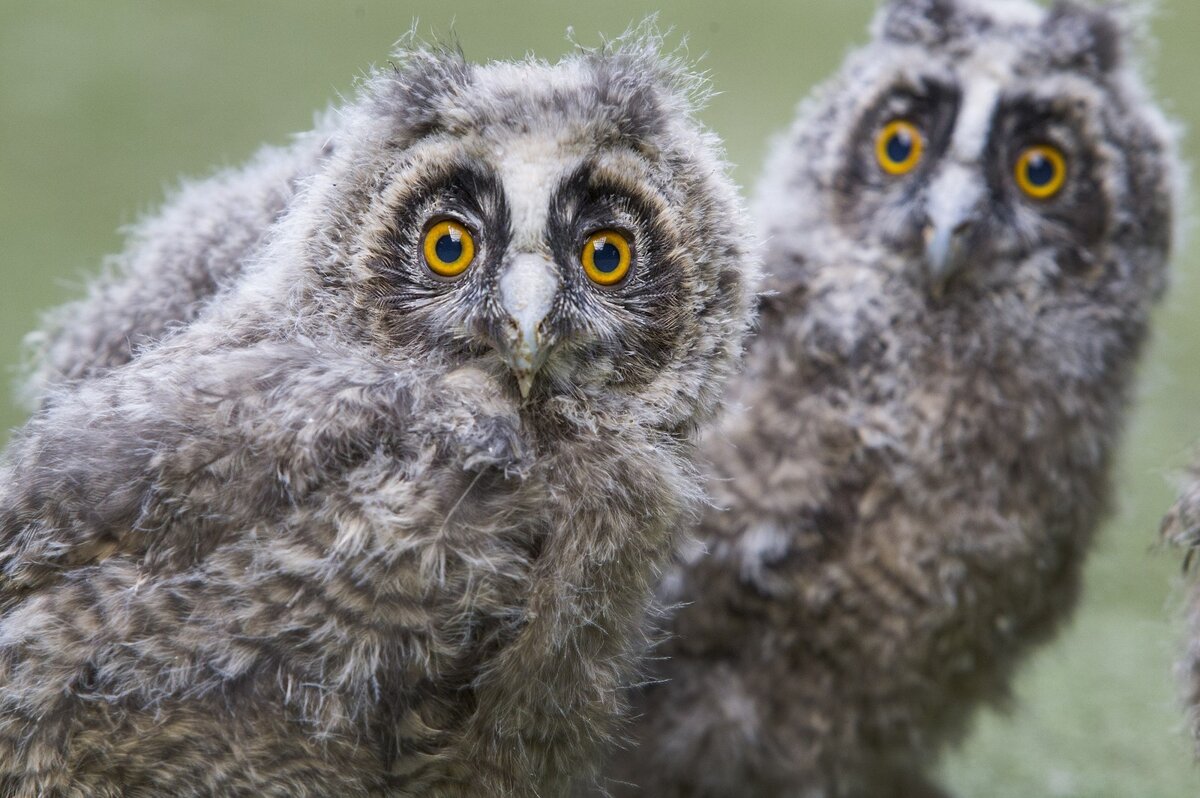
772 0 1173 323
836 59 1110 293
296 45 752 431
361 131 685 400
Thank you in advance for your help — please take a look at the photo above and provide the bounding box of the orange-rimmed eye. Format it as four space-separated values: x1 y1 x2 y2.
1015 145 1067 200
423 219 476 277
581 230 632 286
876 120 924 176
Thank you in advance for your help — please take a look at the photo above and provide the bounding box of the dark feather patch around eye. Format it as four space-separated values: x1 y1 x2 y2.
545 159 687 385
985 99 1108 249
358 160 512 352
833 79 959 228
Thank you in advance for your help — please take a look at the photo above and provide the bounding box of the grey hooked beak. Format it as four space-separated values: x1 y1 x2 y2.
922 167 984 298
498 253 559 398
923 217 974 298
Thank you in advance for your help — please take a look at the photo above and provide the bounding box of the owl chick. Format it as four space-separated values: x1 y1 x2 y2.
0 36 756 797
600 1 1179 796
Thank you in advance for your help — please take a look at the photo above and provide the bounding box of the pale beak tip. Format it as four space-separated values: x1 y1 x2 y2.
516 372 534 399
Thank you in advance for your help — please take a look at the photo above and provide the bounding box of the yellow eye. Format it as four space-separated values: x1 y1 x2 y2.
423 219 475 277
581 230 632 286
1015 145 1067 200
876 120 924 176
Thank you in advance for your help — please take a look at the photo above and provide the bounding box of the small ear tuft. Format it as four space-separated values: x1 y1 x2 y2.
578 18 712 144
367 36 473 139
1043 1 1129 74
873 0 960 46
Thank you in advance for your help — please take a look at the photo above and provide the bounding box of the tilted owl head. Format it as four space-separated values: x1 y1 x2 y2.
266 34 753 435
760 0 1178 384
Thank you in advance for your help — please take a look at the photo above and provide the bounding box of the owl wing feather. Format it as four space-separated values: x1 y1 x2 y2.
0 336 546 791
0 336 523 601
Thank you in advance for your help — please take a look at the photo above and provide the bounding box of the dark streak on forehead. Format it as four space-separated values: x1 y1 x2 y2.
388 156 506 223
569 152 673 213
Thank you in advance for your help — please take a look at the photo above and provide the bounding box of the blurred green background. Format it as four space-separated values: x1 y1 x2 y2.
1 1 1199 794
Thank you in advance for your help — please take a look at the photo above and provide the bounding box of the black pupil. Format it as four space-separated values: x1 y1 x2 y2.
1026 153 1056 187
593 240 622 274
435 232 463 264
887 130 914 164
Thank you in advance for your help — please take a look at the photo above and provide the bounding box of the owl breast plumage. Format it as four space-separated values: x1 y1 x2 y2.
0 37 756 797
597 2 1181 796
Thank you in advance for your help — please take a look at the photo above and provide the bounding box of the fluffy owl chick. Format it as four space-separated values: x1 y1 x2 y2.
601 2 1179 796
0 37 755 797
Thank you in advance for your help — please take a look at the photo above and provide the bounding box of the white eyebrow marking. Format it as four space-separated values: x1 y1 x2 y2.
950 78 1001 162
948 45 1021 163
493 135 566 249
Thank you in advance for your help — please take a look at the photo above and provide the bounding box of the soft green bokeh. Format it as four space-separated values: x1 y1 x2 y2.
1 2 1199 794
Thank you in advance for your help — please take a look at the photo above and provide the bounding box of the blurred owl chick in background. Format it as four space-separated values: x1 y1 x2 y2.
600 1 1180 796
0 34 757 797
1163 468 1200 751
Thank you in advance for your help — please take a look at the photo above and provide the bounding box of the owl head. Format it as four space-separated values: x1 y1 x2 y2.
757 0 1178 389
236 32 754 437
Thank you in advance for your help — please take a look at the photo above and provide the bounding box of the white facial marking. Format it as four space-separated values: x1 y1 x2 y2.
959 0 1044 27
494 135 565 248
468 62 596 392
919 43 1025 287
926 164 982 234
487 100 592 248
947 42 1021 163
